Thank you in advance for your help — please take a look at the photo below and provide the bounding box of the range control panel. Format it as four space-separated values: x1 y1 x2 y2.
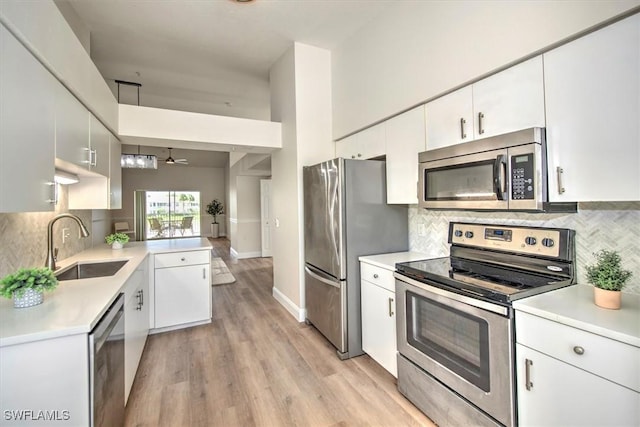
450 223 562 258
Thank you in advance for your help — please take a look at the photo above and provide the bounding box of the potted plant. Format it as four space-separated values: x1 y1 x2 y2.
0 267 59 308
105 232 130 250
585 249 632 310
206 199 224 238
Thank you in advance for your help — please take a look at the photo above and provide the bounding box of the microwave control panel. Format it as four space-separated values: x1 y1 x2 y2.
511 153 534 200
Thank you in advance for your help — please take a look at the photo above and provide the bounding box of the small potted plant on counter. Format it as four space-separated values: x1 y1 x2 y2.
206 199 224 238
105 232 130 250
0 267 59 308
585 249 632 310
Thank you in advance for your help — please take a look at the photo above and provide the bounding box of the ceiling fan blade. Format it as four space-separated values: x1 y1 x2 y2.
175 158 188 162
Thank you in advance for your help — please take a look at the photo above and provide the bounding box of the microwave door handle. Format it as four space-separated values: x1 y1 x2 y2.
493 155 507 200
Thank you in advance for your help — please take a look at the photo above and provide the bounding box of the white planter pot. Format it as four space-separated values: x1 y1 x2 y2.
211 223 220 238
112 241 124 250
13 288 44 308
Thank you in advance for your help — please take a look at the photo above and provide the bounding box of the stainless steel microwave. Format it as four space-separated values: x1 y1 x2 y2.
418 127 549 211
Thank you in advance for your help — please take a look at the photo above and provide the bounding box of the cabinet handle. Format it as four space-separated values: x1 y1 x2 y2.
83 147 91 164
478 112 485 135
460 117 467 139
556 166 566 194
46 181 57 204
525 358 534 391
203 267 206 279
90 149 97 167
351 155 356 159
388 297 394 317
373 273 379 279
573 346 585 355
181 257 186 261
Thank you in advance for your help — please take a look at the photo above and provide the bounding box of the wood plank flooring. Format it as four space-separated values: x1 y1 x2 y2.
125 238 436 427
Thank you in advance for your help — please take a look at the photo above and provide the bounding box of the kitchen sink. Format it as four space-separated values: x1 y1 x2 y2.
55 260 128 281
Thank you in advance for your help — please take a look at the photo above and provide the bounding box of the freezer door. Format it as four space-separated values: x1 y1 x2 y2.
303 158 344 279
304 264 346 354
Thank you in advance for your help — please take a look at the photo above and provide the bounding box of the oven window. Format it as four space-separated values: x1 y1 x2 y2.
425 160 496 200
406 291 490 391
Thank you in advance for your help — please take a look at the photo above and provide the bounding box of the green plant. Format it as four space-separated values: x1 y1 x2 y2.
0 267 58 298
585 250 632 291
206 199 224 224
105 232 130 245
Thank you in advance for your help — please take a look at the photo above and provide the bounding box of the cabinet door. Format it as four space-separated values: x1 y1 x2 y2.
336 133 358 159
358 123 386 159
516 344 640 426
385 106 426 204
472 56 545 139
0 24 56 212
155 264 211 329
109 132 122 209
55 80 90 170
425 86 473 149
544 14 640 201
361 278 397 377
124 267 149 403
89 114 110 177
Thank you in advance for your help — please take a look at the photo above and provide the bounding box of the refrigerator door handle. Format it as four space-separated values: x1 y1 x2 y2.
304 265 341 289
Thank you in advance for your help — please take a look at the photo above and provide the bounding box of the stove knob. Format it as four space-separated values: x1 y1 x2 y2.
525 236 537 246
454 230 463 237
542 238 555 248
464 231 474 239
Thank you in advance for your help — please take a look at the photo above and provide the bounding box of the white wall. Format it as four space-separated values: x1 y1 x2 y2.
270 43 334 321
332 0 640 138
115 163 226 238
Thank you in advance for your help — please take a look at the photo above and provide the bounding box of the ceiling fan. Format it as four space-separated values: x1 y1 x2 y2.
163 147 188 165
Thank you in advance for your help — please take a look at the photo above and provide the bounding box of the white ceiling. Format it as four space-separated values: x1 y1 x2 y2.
61 0 393 122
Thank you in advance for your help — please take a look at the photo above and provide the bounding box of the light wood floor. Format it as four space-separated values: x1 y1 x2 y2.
124 238 435 427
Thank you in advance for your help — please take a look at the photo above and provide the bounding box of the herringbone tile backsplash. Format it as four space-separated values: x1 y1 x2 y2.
0 186 103 278
409 202 640 295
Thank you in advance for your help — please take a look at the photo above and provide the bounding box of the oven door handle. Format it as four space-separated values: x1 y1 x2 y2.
493 154 507 201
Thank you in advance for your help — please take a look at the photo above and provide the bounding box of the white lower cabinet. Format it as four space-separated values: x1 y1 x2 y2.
360 261 397 377
123 258 149 403
154 250 211 329
515 311 640 426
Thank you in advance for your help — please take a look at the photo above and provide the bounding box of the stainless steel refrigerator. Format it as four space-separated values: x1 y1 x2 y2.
303 158 408 359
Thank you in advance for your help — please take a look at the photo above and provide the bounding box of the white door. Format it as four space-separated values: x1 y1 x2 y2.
260 179 273 257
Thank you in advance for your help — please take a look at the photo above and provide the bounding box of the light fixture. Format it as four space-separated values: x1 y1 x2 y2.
54 169 80 185
121 146 158 169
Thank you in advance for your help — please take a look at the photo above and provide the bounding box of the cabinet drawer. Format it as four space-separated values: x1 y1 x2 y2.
516 311 640 392
360 262 395 292
155 250 210 269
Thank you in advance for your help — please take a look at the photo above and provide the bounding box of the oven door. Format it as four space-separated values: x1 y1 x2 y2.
395 273 515 427
419 147 509 210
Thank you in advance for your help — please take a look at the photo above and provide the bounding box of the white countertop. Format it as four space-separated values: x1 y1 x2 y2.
0 238 211 348
513 284 640 348
359 251 441 271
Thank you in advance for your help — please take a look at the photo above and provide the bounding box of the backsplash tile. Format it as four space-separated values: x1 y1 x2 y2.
409 202 640 295
0 186 98 278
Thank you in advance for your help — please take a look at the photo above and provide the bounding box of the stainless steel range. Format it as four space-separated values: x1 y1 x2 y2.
395 222 576 427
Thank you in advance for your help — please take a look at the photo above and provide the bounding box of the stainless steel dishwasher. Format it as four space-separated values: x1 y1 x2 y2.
89 293 125 427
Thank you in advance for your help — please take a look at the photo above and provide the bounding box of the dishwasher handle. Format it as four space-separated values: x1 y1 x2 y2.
91 294 124 354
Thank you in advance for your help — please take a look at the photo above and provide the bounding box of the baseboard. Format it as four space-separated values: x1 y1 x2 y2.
230 247 262 259
149 318 211 334
272 286 306 322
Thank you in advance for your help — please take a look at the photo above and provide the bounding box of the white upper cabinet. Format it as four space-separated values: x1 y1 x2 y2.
0 24 56 212
425 86 473 150
89 115 110 177
385 106 426 204
425 56 545 149
544 14 640 202
55 81 91 171
109 133 122 210
472 56 545 139
336 122 386 160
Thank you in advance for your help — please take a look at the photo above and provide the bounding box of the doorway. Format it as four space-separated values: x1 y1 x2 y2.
136 190 201 240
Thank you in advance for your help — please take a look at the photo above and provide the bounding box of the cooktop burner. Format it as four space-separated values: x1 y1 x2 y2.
395 222 576 305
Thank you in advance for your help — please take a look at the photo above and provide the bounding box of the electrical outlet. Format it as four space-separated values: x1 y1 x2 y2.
418 223 427 237
62 227 71 244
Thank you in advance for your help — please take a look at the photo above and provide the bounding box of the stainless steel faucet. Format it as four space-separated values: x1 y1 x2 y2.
46 213 90 270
